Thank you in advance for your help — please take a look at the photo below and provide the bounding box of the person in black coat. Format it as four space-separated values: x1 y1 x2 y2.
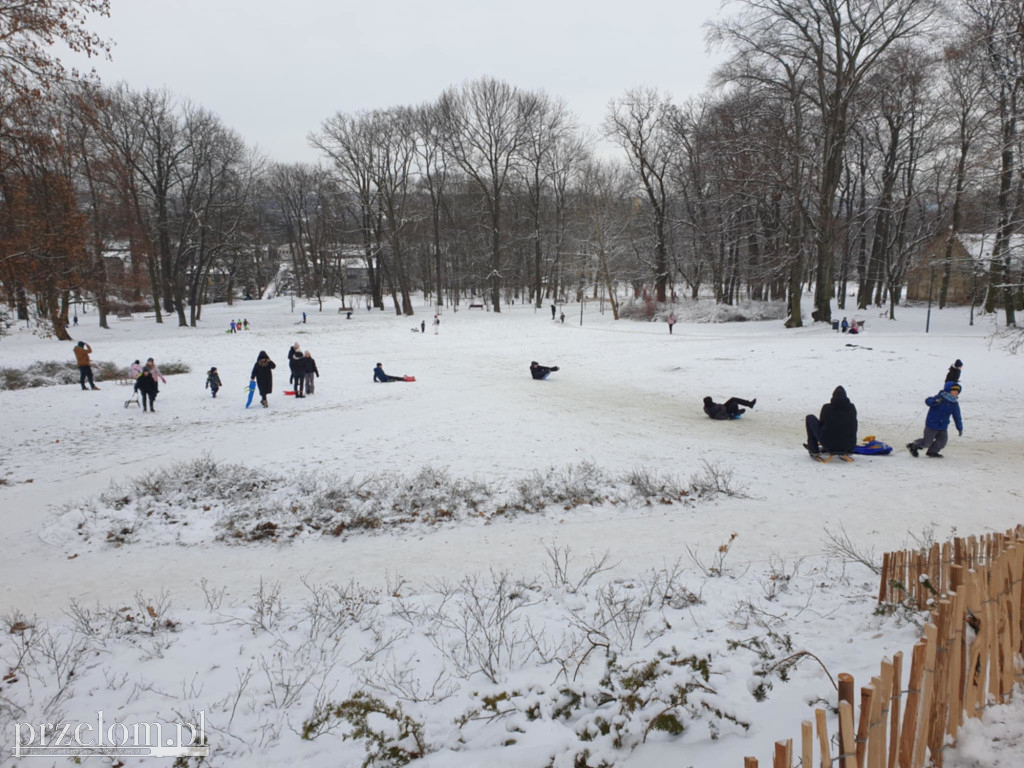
300 351 319 396
287 343 302 386
703 396 756 420
945 359 963 383
804 385 858 455
134 366 159 412
530 361 560 380
251 351 276 407
373 363 404 382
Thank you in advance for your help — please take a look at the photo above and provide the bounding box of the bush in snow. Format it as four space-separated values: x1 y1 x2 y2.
0 360 190 390
509 462 610 514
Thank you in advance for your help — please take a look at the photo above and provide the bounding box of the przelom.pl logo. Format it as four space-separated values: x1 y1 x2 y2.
10 711 209 758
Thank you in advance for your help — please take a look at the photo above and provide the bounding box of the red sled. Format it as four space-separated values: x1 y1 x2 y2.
403 376 416 382
283 390 296 395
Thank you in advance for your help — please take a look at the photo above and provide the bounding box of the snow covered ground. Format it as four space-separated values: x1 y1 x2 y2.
1 295 1021 767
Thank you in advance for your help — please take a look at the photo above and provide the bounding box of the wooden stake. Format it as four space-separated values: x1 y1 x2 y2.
839 701 856 768
857 685 874 767
898 642 925 768
816 708 832 768
911 623 938 768
802 720 813 768
774 739 792 768
888 651 903 768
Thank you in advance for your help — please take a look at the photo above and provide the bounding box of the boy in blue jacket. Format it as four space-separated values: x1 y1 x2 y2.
907 381 963 458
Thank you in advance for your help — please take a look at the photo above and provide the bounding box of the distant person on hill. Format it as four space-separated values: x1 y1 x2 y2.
559 311 565 324
146 358 166 384
667 311 677 334
73 341 99 390
703 396 756 420
206 367 221 398
804 386 857 456
73 315 78 326
287 342 302 386
373 362 405 382
551 304 556 320
907 381 963 458
945 359 963 383
230 320 236 333
250 351 276 407
301 351 319 395
135 366 159 412
433 314 440 335
243 319 249 330
841 317 849 333
421 319 425 333
530 361 560 380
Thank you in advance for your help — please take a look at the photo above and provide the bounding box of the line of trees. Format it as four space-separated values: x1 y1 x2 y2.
2 0 1022 340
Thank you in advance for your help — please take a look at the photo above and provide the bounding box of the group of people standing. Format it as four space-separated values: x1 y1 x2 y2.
247 343 320 408
229 319 250 333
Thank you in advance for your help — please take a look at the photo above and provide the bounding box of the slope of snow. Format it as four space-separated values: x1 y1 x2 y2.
0 295 1021 767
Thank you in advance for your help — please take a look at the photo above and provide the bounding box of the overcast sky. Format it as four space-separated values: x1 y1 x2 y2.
74 0 727 164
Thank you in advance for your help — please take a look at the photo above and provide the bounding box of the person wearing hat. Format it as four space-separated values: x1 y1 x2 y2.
804 385 857 455
907 381 963 458
945 359 963 383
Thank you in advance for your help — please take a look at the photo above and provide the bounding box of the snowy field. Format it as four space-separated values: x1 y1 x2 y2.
1 296 1022 767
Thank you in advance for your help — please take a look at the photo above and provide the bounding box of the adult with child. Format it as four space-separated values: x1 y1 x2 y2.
804 386 858 456
703 396 756 420
250 351 276 407
134 366 159 412
907 381 963 458
73 341 99 390
530 361 560 380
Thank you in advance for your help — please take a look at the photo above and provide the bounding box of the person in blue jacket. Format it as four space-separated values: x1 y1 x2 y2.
907 381 963 458
373 362 404 382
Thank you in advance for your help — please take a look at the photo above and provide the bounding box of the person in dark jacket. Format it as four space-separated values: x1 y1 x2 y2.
804 386 858 455
703 396 757 420
287 343 302 386
373 363 404 382
530 361 560 380
945 359 963 383
907 381 963 458
206 367 222 398
301 351 319 396
251 351 276 407
134 366 159 412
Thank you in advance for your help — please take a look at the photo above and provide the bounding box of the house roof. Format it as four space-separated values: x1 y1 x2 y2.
957 233 1024 264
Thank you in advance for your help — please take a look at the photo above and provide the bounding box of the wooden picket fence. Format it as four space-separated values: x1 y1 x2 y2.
743 526 1024 768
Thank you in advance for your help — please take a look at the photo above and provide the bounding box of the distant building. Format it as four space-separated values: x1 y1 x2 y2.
905 233 1023 305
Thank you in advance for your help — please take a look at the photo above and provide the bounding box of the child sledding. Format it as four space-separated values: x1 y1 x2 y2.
374 363 415 382
703 396 756 420
530 361 559 380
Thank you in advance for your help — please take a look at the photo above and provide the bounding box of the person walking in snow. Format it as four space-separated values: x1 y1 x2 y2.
287 342 302 386
667 311 677 334
302 311 307 324
243 319 249 331
250 351 276 407
135 366 159 412
73 341 99 390
841 317 849 333
433 314 440 335
945 359 963 383
146 358 166 384
421 319 425 333
551 304 556 320
703 395 757 420
230 320 236 333
559 311 565 324
804 386 857 455
206 367 222 398
301 351 319 396
907 381 963 458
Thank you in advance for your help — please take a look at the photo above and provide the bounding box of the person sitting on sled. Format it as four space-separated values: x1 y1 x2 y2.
703 395 756 420
530 361 560 380
804 386 857 456
373 362 405 382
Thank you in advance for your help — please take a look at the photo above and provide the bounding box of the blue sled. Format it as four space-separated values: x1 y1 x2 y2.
245 381 256 408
